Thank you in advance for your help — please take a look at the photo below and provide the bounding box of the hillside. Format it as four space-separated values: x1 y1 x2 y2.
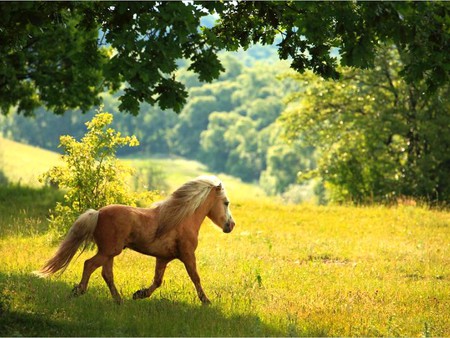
0 137 61 186
127 157 265 202
0 137 265 201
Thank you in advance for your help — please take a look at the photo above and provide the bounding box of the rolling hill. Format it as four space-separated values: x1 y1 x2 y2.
0 137 265 201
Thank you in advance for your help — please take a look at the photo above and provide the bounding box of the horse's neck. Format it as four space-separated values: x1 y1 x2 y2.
185 193 214 234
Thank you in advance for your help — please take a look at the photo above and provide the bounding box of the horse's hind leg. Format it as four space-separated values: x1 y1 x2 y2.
102 257 122 304
72 252 108 297
133 258 170 300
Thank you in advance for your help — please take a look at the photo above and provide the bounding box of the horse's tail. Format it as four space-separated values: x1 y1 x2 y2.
34 209 99 278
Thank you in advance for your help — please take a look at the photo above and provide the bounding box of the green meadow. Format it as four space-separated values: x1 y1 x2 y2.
0 139 449 336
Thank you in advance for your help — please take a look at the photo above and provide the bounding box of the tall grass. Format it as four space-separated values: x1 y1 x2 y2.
1 194 449 336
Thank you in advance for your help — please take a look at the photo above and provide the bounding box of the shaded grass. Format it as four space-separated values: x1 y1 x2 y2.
1 199 449 336
0 272 283 337
0 184 63 237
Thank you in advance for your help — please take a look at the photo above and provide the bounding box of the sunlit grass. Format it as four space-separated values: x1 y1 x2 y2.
1 197 449 336
0 137 62 186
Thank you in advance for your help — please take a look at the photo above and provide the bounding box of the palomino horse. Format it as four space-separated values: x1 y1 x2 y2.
35 175 235 304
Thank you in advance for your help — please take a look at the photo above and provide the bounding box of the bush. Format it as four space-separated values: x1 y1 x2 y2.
40 107 156 235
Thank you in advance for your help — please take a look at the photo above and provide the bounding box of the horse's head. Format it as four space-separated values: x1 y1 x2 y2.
208 183 236 233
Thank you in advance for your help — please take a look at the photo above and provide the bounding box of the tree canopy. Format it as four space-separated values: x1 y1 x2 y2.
1 1 448 115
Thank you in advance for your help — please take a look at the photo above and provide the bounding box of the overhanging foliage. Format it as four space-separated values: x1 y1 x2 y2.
1 1 448 115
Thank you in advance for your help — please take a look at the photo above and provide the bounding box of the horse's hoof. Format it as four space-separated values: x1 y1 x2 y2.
201 299 212 306
132 289 148 300
71 285 84 297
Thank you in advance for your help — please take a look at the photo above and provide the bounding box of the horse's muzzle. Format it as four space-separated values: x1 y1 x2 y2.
223 220 235 233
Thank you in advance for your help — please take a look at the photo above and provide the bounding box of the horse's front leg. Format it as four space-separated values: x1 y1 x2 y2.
133 258 170 300
181 253 211 305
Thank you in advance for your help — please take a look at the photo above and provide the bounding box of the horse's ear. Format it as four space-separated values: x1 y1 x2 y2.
215 183 222 192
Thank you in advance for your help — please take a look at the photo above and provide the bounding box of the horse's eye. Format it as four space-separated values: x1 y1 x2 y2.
224 201 230 206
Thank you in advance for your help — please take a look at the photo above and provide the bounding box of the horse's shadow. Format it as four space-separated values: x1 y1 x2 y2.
0 271 289 336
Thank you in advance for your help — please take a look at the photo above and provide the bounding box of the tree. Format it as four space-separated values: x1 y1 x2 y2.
281 46 450 203
1 2 223 116
1 1 448 116
213 2 449 91
40 108 155 234
245 96 283 130
197 60 294 182
1 2 106 115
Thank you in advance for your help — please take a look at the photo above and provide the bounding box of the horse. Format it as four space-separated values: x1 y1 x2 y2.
34 175 236 304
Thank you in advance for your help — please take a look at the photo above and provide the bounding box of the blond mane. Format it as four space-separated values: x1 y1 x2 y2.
154 175 225 237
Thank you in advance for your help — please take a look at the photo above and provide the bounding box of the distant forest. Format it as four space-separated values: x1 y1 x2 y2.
0 46 315 201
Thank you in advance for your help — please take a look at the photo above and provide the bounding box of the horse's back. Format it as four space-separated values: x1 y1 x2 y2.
95 204 157 255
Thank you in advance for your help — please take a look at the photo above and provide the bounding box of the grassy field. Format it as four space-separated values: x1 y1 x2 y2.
1 139 449 336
